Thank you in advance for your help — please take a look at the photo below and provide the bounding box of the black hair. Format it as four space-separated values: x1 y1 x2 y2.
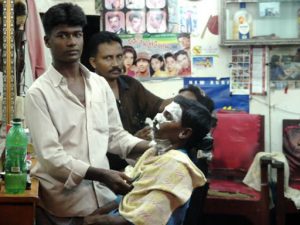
149 54 165 76
123 45 137 62
108 13 121 21
179 85 215 113
129 11 143 22
174 95 212 151
164 52 175 60
87 31 123 58
42 3 87 36
270 54 280 69
174 49 188 59
177 33 190 39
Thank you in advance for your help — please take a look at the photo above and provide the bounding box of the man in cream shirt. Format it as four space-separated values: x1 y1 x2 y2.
25 3 148 225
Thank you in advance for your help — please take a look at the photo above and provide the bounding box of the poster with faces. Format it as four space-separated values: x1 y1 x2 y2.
102 0 168 34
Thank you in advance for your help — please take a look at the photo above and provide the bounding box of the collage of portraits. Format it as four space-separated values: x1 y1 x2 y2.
99 0 193 79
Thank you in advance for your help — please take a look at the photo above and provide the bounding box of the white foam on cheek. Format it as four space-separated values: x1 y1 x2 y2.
153 113 165 130
164 102 182 122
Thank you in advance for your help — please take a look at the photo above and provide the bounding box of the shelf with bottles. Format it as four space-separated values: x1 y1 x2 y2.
220 0 300 46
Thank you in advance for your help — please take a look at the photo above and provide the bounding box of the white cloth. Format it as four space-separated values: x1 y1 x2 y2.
243 152 300 209
25 64 142 217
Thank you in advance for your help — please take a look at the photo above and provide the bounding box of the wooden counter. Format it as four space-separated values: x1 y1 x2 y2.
0 177 39 225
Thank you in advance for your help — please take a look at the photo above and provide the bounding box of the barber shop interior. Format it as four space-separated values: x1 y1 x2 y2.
1 0 300 225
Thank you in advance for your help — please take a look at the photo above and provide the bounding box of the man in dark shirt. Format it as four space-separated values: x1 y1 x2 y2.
87 31 171 170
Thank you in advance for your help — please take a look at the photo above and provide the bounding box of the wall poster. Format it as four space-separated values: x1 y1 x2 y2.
269 46 300 90
102 0 168 34
120 33 191 79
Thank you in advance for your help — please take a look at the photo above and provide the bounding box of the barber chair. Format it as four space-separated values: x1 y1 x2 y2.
203 112 271 225
273 120 300 225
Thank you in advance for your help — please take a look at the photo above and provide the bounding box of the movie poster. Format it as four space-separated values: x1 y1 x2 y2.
120 33 191 79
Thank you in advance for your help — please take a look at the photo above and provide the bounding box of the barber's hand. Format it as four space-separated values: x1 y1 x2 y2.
85 167 133 195
134 126 152 141
102 170 133 195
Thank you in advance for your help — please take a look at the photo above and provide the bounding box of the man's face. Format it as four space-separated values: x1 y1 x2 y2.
136 59 149 73
178 37 190 50
45 25 83 64
89 41 123 81
108 16 121 32
153 101 183 142
177 54 190 69
131 17 142 32
149 13 162 29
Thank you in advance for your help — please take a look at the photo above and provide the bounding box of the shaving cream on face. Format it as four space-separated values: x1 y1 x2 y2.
153 102 182 130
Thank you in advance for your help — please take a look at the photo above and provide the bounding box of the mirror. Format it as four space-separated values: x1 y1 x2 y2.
0 0 27 126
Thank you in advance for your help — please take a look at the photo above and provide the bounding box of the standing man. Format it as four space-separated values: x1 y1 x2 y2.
25 3 148 224
87 31 171 170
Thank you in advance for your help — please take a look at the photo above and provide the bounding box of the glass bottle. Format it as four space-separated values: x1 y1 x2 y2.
5 118 28 194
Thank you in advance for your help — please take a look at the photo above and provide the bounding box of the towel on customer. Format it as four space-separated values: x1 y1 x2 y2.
121 148 206 225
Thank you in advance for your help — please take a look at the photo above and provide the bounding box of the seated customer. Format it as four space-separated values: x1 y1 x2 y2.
84 95 212 225
178 84 216 176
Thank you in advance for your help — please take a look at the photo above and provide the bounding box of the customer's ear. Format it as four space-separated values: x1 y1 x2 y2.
179 128 192 140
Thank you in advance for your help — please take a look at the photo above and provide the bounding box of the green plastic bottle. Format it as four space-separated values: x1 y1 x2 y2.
5 118 28 194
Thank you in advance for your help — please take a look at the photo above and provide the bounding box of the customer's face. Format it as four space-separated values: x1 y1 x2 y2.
109 16 121 32
153 101 183 142
89 41 123 81
45 25 83 64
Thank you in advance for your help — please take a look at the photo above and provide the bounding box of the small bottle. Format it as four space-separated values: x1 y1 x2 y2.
5 118 28 194
233 2 252 40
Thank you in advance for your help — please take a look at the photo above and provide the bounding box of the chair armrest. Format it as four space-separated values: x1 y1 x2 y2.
270 159 285 225
270 159 285 201
260 156 272 197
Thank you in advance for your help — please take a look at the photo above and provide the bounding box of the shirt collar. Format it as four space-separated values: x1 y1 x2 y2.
117 76 129 91
48 63 91 87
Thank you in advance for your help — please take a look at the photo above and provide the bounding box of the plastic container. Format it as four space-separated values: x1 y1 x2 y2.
233 2 253 40
5 118 28 194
